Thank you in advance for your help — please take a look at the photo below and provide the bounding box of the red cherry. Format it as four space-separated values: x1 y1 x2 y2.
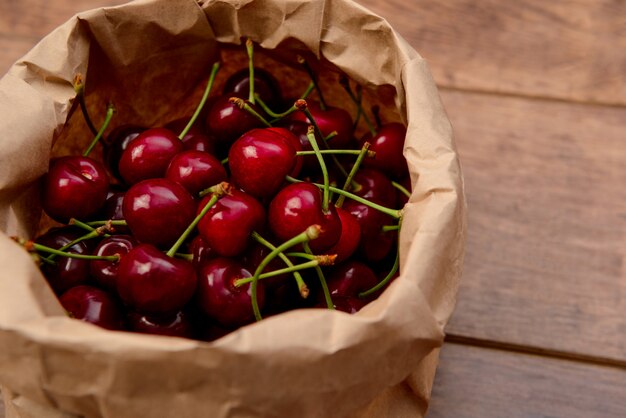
242 243 290 289
164 117 217 155
359 122 408 179
103 124 145 181
325 207 361 263
206 95 263 146
127 310 193 338
90 235 137 291
343 200 394 262
123 179 196 248
268 182 342 253
197 189 265 257
351 168 396 208
196 258 265 328
118 127 183 185
165 150 227 197
276 120 318 173
60 285 125 330
223 67 283 109
290 101 354 149
327 261 379 300
102 191 130 234
42 156 109 223
117 244 197 315
228 128 298 198
188 235 216 268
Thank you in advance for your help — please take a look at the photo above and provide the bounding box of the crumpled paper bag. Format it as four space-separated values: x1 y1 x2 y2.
0 0 466 416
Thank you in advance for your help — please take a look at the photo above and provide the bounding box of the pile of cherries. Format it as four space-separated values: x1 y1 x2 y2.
17 40 411 341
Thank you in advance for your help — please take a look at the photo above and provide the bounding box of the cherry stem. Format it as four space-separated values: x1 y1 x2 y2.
392 180 411 199
255 82 314 121
234 260 319 287
87 220 127 227
43 226 107 263
297 55 327 110
179 61 220 140
250 231 309 298
296 149 374 157
371 104 382 130
303 242 334 310
284 252 337 266
175 253 193 261
286 176 402 219
246 38 256 104
335 142 371 208
306 126 330 213
83 103 115 157
165 182 229 257
359 247 399 298
229 97 271 127
382 224 400 232
251 225 321 321
339 76 376 136
73 74 98 136
30 242 119 262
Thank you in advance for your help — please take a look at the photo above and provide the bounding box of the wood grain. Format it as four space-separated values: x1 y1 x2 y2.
359 0 626 106
442 88 626 361
428 343 626 418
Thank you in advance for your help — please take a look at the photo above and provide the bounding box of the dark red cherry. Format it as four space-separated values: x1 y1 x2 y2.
228 128 298 198
223 67 282 109
103 125 145 181
327 261 379 300
127 310 193 338
276 120 318 173
118 127 183 185
265 127 303 176
164 118 217 155
165 150 227 197
206 95 264 146
196 258 265 328
325 207 361 263
343 200 394 262
188 235 216 268
290 101 354 149
102 191 130 234
42 156 109 223
242 243 289 289
90 235 137 291
351 168 396 207
197 189 265 257
123 179 196 248
268 182 342 253
164 117 205 140
359 122 408 179
60 285 125 330
324 296 367 314
37 227 93 294
117 244 197 315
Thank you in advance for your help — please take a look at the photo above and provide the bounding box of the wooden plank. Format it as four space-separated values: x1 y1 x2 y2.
441 88 626 361
428 343 626 418
358 0 626 106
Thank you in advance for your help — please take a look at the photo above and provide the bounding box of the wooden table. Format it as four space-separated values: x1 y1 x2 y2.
2 0 625 416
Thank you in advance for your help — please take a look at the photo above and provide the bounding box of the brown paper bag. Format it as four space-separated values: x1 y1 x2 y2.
0 0 466 416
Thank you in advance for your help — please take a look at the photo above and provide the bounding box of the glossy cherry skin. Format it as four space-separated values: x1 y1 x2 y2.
343 200 394 262
188 235 216 268
351 168 396 208
117 244 197 315
103 124 145 181
323 296 367 314
265 127 303 176
327 261 379 300
359 122 408 179
206 95 264 146
60 285 125 330
268 182 342 253
123 179 196 248
165 150 227 197
197 189 265 257
242 243 290 289
196 258 265 328
42 156 109 223
325 207 361 263
290 100 354 149
37 227 93 294
165 118 217 155
102 191 130 234
228 128 298 198
223 67 283 109
90 235 137 291
118 127 183 185
127 310 193 338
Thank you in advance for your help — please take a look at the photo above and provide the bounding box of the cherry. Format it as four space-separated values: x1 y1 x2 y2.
42 156 109 223
197 189 265 257
276 119 319 173
165 117 217 155
205 95 264 146
265 127 304 176
322 296 367 314
290 100 354 149
196 258 265 328
268 182 341 253
36 227 94 294
325 207 361 263
358 122 408 179
343 199 394 262
101 191 129 233
90 235 137 291
351 168 396 207
118 127 183 185
60 285 125 330
102 125 145 181
165 150 227 197
116 244 197 315
242 243 290 288
326 261 379 300
228 128 298 198
123 178 196 248
395 175 412 208
127 310 193 338
188 235 216 267
223 67 282 109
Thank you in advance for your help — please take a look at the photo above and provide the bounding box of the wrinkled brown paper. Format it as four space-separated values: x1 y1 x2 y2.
0 0 466 416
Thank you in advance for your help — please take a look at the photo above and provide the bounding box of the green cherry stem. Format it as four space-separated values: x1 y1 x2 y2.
297 55 327 110
359 216 403 298
175 253 193 261
286 176 402 219
335 142 371 208
306 125 330 213
43 226 108 263
256 82 315 121
165 182 229 258
246 38 256 104
30 242 119 262
339 76 376 136
250 225 321 321
382 224 400 232
296 149 374 157
229 97 272 127
392 180 411 199
179 61 220 140
251 231 309 298
73 74 98 136
285 252 337 265
234 260 320 287
83 103 115 157
87 220 127 227
303 242 334 310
